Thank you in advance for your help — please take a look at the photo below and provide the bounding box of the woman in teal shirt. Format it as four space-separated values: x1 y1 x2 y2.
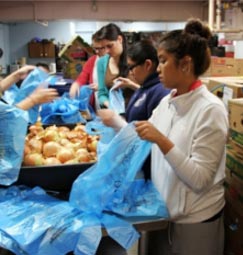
95 23 131 109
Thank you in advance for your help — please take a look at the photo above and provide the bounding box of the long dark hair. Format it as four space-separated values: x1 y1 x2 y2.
96 23 128 77
159 19 212 77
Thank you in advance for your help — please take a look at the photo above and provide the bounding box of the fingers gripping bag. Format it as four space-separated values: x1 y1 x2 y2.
0 102 29 185
70 122 169 254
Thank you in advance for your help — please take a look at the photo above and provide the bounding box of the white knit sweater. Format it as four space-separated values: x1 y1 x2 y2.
149 85 229 223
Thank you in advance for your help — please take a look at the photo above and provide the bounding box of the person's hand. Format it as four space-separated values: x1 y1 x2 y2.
135 121 162 143
15 65 36 80
29 87 59 105
103 101 109 108
69 81 80 98
114 77 140 90
97 109 127 131
135 121 174 154
88 83 98 91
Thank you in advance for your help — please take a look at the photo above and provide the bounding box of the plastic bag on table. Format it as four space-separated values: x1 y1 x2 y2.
70 122 169 252
40 85 96 124
0 102 29 185
0 186 92 255
40 93 86 124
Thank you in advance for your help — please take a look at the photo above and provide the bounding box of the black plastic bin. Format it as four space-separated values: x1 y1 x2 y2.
13 162 93 192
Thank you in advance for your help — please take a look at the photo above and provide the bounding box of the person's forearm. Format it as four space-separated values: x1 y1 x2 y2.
0 71 20 92
156 133 174 155
129 81 140 90
16 95 37 110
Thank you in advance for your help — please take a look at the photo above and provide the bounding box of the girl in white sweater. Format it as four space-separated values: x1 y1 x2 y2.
135 19 229 255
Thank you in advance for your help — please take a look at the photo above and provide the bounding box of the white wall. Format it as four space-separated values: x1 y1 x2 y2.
8 20 186 68
0 24 10 74
9 21 74 65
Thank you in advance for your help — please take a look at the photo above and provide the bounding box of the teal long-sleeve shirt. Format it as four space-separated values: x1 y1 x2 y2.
97 54 110 107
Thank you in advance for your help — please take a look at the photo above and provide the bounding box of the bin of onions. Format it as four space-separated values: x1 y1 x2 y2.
14 123 99 191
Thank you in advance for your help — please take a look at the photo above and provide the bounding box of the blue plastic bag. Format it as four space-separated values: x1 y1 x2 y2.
40 94 86 124
109 84 125 114
70 122 169 253
85 118 117 159
0 186 90 255
40 86 96 124
0 102 29 185
2 67 49 124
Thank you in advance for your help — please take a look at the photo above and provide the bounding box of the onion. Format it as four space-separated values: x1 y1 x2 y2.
45 125 58 131
59 138 70 146
87 139 98 153
58 126 70 132
64 158 79 164
43 141 61 157
74 124 85 132
43 129 59 142
23 153 45 166
76 148 91 163
89 151 97 162
56 147 75 163
44 157 61 165
66 130 79 141
27 137 43 153
72 140 87 151
24 144 31 156
28 124 44 135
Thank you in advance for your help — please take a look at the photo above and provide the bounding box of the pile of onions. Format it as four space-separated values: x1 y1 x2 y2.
23 123 99 166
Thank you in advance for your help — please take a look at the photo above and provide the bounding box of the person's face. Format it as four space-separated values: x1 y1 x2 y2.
102 35 123 58
157 47 182 90
127 57 148 85
92 40 108 57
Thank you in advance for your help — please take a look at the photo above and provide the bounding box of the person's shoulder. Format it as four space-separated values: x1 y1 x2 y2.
98 54 109 63
152 82 171 96
96 54 109 66
84 55 98 66
88 55 98 62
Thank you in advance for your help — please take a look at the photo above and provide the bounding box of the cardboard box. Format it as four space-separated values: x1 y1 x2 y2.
230 129 243 147
206 77 243 100
228 139 243 159
203 57 243 77
228 98 243 134
226 148 243 179
58 35 94 63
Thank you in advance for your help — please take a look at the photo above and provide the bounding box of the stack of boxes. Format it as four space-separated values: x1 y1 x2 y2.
224 98 243 255
58 35 94 80
203 57 243 77
203 57 243 254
